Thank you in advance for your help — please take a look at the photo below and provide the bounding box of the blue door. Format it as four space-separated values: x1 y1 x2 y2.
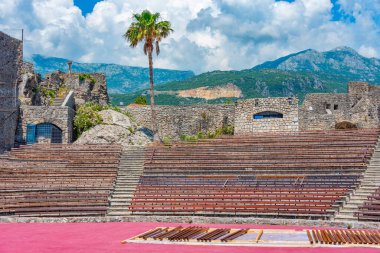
26 124 36 145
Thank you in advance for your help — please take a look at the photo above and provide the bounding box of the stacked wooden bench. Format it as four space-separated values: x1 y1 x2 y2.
0 144 122 217
355 187 380 221
130 129 380 219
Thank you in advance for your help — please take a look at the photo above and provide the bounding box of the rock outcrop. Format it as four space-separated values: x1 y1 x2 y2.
98 110 133 129
75 109 152 147
18 62 41 106
177 83 242 100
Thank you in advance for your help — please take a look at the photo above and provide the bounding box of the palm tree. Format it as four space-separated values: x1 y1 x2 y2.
124 10 173 141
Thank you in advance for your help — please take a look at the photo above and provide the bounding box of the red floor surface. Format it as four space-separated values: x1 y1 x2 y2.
0 222 379 253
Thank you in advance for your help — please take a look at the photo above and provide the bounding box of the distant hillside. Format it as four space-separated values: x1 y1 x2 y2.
254 47 380 82
112 47 380 105
26 54 194 94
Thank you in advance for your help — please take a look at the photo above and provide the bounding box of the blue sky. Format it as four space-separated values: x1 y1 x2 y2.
1 0 379 73
74 0 102 15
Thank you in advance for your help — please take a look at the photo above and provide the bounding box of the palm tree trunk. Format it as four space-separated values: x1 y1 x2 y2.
147 48 159 141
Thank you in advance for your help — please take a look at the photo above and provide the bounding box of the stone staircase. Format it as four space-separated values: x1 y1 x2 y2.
52 97 65 106
107 147 146 217
334 136 380 222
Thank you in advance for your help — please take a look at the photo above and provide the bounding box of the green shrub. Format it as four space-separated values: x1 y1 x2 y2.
134 95 147 105
78 74 96 85
127 126 135 134
74 103 103 137
180 135 198 142
180 125 234 143
222 125 234 135
162 136 172 146
57 86 69 98
78 75 86 82
73 102 136 138
197 132 207 139
207 131 217 139
41 87 56 99
224 99 234 104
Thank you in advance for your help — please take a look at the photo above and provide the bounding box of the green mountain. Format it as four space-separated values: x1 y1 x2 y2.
112 47 380 105
27 54 194 94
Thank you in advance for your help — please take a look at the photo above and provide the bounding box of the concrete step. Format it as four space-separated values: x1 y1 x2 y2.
334 139 380 222
353 190 377 194
115 179 141 181
110 204 131 208
334 215 356 221
107 148 145 217
107 212 131 216
114 187 138 190
338 210 355 216
110 196 134 200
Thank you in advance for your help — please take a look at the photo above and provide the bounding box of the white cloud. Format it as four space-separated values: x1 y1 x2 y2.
358 46 379 58
0 0 379 74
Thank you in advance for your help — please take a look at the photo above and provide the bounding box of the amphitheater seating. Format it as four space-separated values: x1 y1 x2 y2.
0 144 122 217
355 187 380 221
130 129 380 218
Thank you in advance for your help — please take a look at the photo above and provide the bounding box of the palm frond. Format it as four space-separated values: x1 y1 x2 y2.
124 10 173 55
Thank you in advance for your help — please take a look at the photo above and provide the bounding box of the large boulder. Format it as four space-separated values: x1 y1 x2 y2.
75 125 130 145
98 109 133 129
75 109 152 147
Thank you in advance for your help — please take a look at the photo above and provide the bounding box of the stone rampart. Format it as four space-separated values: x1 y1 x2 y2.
300 82 380 130
0 31 22 153
125 104 235 139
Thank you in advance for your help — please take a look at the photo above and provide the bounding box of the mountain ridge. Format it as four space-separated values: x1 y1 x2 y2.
111 46 380 105
28 47 380 105
26 54 195 94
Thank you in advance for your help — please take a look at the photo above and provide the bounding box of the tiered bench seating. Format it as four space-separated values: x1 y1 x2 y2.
0 144 122 217
130 129 380 219
355 187 380 221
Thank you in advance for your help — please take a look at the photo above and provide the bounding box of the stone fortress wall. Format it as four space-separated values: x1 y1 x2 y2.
126 104 235 139
124 98 298 139
14 69 108 145
299 82 380 130
15 106 75 145
40 72 109 106
234 97 299 134
0 31 23 153
126 82 379 138
125 97 300 138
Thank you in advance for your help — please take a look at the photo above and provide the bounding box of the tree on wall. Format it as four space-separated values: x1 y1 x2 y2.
134 95 147 105
124 10 173 141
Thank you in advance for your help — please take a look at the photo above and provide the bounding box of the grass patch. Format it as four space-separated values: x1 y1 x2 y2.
180 125 234 143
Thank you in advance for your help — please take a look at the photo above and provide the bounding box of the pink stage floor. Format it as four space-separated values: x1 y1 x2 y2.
0 222 378 253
